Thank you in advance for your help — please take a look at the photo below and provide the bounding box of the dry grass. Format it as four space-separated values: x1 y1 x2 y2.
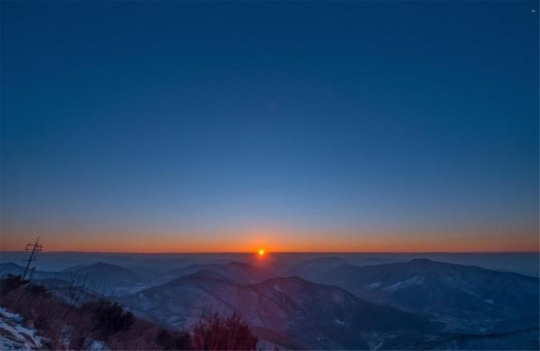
0 275 258 350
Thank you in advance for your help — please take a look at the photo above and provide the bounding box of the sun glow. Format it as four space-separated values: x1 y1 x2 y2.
258 249 265 256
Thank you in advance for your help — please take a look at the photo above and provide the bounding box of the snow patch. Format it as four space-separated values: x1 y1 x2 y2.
334 319 346 327
89 340 108 350
0 307 43 350
384 276 424 291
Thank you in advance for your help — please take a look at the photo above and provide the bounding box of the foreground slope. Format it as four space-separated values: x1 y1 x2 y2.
0 308 43 350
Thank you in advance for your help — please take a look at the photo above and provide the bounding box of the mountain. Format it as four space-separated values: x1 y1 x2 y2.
62 262 146 294
0 261 146 296
164 263 207 276
316 258 539 332
195 261 275 284
123 272 439 349
162 261 275 285
0 262 63 281
286 257 349 282
0 263 26 277
430 327 539 350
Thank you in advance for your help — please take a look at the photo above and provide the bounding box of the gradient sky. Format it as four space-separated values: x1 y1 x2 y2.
1 1 538 252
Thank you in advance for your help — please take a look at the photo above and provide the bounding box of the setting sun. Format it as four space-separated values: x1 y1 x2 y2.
258 249 265 256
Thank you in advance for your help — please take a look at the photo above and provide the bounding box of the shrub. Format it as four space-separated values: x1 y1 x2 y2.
191 312 258 350
156 328 191 350
25 283 51 297
81 299 135 339
0 274 26 295
106 319 192 350
0 277 257 351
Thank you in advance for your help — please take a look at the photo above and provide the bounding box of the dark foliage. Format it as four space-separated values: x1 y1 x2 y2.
191 312 258 350
81 299 135 339
0 277 261 350
24 283 51 297
0 274 26 294
155 328 191 350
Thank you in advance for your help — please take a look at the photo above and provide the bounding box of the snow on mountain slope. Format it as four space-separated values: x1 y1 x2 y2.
0 308 43 350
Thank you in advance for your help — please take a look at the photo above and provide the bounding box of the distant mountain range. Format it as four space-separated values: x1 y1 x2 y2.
1 257 538 349
285 256 349 282
311 258 539 332
123 268 439 349
0 261 147 295
62 261 145 290
162 261 275 285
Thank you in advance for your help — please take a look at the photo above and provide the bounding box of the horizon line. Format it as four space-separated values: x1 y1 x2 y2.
1 250 538 255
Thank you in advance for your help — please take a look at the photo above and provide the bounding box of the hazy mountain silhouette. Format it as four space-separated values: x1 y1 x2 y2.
0 263 25 276
315 258 539 332
286 257 349 282
2 256 538 349
123 271 440 349
61 262 147 294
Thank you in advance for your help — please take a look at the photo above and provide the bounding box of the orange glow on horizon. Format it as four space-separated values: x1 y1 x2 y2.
1 238 537 253
1 226 538 253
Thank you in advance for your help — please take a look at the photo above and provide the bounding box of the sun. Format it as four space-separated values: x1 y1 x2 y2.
258 249 265 256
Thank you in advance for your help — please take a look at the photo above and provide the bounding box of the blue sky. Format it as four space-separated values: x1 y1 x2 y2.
1 1 538 252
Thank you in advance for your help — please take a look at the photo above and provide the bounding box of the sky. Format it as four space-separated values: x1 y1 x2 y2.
1 1 538 253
